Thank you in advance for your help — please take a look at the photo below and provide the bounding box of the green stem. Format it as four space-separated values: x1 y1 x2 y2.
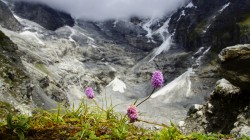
136 88 155 107
138 119 169 128
93 99 105 112
57 102 60 123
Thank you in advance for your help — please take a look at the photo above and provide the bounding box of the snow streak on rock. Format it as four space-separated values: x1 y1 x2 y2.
219 2 230 13
142 18 157 39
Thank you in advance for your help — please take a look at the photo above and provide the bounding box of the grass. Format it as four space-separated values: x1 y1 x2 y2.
0 98 248 140
0 101 17 123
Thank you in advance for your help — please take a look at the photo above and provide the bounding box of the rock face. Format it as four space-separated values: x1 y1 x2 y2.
0 30 30 113
0 1 21 30
231 106 250 137
13 1 74 30
183 79 250 136
168 0 250 52
0 29 59 113
94 20 159 52
219 44 250 92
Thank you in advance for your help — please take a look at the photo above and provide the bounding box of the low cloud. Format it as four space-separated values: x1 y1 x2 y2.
18 0 189 21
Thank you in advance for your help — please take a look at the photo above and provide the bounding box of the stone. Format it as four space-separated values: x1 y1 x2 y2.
178 121 185 127
188 104 203 115
219 44 250 92
196 111 204 116
214 79 241 96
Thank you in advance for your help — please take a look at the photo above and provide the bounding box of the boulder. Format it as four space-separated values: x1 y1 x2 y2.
183 79 250 135
219 44 250 92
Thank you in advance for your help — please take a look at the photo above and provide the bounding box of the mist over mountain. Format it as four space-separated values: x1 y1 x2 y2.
16 0 189 20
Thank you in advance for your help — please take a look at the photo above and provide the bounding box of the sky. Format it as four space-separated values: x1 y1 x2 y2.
18 0 189 21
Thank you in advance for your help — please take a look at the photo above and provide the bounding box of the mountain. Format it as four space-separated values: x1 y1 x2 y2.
13 1 75 30
0 0 20 30
0 0 249 137
169 0 250 52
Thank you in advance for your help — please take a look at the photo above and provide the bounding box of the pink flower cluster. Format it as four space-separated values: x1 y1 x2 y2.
85 87 94 99
127 105 138 123
151 70 164 88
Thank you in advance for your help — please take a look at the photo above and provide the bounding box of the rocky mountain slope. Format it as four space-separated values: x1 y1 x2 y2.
0 0 20 30
182 45 250 136
169 0 250 52
0 0 249 136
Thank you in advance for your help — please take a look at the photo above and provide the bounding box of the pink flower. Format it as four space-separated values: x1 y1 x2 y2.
85 87 94 99
151 70 164 88
127 105 138 123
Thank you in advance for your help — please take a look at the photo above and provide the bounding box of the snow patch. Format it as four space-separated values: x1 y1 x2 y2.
219 2 230 13
203 24 211 33
186 2 197 8
151 68 193 103
194 47 205 56
177 10 185 21
113 20 118 27
142 18 157 39
106 77 126 93
155 18 170 40
149 35 172 62
67 26 76 43
194 47 211 67
1 0 8 4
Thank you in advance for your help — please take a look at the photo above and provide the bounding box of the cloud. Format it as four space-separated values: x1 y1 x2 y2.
18 0 189 21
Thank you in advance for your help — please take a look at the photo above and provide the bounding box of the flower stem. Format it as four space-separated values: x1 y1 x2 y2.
93 99 105 112
136 88 155 107
138 119 169 128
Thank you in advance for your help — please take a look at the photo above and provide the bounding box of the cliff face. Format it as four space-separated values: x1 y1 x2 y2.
0 1 21 30
12 1 74 30
219 44 250 92
169 0 250 52
0 30 32 115
182 45 250 136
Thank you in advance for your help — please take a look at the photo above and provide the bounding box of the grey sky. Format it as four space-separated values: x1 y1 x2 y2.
19 0 189 21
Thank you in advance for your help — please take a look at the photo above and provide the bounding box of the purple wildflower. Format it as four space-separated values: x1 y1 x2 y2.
127 105 138 123
151 70 164 88
85 87 94 99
